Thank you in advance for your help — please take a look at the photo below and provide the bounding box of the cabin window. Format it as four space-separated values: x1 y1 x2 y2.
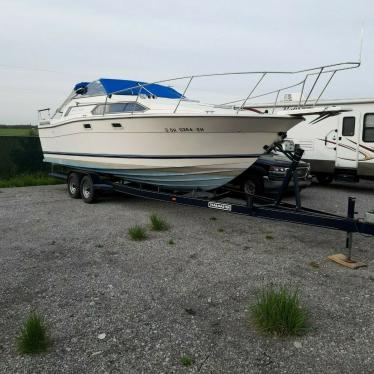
363 114 374 142
65 106 94 117
83 124 91 129
112 123 122 128
342 117 355 137
92 103 147 115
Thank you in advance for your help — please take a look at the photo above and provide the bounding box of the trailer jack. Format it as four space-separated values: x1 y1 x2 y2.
328 197 367 269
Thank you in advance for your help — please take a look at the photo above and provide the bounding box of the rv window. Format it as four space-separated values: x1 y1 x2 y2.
363 114 374 142
342 117 355 136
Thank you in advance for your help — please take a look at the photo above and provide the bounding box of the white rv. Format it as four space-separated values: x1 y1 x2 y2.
253 98 374 184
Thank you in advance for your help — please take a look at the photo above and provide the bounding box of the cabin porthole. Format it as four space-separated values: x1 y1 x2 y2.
112 123 123 129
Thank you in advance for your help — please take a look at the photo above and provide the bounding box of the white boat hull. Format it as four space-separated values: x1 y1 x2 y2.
39 114 301 190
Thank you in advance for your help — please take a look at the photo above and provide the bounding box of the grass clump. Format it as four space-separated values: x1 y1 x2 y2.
217 228 224 233
265 234 274 240
250 286 308 336
309 261 320 269
180 355 193 367
0 174 62 188
150 214 169 231
17 312 49 354
128 225 147 241
168 239 175 245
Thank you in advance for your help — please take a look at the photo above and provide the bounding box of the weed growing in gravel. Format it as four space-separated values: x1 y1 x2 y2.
17 312 49 354
180 355 193 367
168 239 175 245
309 261 320 269
217 228 224 233
265 235 274 240
150 214 169 231
250 286 308 336
209 216 217 221
128 225 147 241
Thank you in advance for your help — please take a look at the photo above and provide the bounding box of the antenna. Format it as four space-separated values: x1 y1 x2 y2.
358 23 364 63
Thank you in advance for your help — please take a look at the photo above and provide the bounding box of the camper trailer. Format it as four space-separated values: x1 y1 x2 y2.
252 97 374 184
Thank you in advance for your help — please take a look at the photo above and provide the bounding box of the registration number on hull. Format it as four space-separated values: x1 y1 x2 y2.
208 201 232 212
165 128 205 133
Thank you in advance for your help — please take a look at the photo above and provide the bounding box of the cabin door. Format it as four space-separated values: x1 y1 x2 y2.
335 114 359 170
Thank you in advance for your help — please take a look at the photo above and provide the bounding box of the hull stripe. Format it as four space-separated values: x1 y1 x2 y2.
43 151 261 159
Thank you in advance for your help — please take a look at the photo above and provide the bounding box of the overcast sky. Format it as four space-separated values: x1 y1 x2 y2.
0 0 373 124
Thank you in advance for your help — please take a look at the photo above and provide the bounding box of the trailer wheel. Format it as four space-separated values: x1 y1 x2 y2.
316 174 333 185
242 175 264 196
67 173 81 199
80 175 96 203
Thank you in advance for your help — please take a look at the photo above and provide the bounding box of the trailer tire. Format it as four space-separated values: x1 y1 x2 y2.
67 173 82 199
80 175 96 204
316 174 333 185
242 175 264 196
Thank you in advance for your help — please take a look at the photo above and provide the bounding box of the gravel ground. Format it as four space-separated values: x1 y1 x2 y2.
0 181 374 373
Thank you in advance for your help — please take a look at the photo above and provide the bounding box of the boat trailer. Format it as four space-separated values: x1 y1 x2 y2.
50 147 374 268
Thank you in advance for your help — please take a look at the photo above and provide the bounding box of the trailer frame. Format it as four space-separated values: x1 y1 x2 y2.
50 156 374 263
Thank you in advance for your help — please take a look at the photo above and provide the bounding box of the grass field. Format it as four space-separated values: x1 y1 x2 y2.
0 174 63 188
0 128 38 137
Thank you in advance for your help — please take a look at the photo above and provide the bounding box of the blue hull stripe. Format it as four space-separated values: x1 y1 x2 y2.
44 151 260 159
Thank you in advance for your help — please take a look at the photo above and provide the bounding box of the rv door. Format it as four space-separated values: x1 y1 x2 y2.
335 115 358 170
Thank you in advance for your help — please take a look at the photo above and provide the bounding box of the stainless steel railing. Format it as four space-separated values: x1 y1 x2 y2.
106 61 360 114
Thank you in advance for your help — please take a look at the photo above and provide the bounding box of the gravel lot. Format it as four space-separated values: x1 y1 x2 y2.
0 181 374 373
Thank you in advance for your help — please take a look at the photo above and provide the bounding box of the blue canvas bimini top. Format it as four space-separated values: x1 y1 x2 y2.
74 78 182 99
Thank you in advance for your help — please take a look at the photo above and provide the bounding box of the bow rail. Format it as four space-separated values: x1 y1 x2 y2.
106 61 360 114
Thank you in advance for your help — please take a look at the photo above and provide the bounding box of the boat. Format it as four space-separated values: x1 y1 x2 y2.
37 63 359 191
